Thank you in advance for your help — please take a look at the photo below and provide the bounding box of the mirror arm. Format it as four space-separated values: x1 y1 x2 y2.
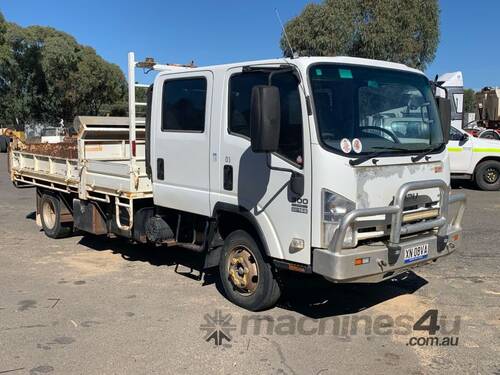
265 154 304 197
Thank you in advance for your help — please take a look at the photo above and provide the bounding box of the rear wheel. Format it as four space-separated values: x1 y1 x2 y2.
40 194 72 238
219 230 281 311
475 160 500 191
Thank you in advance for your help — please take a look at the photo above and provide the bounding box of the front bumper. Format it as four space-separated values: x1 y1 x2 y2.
313 179 467 283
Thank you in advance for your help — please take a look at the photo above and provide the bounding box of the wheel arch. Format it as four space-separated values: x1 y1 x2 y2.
36 187 74 222
212 202 283 259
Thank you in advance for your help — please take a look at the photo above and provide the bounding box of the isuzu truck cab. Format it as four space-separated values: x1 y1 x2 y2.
9 53 466 311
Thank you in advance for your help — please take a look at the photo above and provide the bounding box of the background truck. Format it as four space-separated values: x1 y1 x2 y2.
474 87 500 140
9 52 466 311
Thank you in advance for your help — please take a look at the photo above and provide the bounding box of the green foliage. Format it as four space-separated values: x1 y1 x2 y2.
463 88 475 113
0 12 126 127
280 0 440 70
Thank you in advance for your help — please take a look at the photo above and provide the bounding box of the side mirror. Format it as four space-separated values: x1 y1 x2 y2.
250 85 281 153
461 133 469 142
436 97 451 143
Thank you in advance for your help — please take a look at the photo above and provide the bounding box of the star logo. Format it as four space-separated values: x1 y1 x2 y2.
200 310 237 346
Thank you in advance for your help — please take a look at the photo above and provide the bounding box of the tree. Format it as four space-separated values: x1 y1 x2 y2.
463 88 475 113
280 0 440 70
68 46 126 117
0 11 126 127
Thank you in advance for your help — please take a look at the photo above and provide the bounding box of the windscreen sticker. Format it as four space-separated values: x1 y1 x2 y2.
340 138 352 153
352 138 362 154
339 68 353 79
315 68 323 76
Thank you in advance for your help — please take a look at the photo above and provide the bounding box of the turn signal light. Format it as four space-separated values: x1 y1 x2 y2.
354 257 370 266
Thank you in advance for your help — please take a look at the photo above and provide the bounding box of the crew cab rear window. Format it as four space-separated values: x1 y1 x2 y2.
229 71 304 166
162 77 207 132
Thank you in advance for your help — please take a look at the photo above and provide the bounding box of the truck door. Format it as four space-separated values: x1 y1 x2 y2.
448 126 473 173
214 68 312 265
152 71 213 216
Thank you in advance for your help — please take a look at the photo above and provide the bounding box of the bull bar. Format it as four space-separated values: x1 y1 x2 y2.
313 179 467 282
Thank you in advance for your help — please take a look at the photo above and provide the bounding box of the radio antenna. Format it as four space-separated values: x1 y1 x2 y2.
275 8 298 59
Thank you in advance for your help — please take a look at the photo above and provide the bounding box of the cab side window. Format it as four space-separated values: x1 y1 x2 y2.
229 71 304 166
162 77 207 132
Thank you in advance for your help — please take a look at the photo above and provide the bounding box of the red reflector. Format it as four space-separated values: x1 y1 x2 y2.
131 140 136 157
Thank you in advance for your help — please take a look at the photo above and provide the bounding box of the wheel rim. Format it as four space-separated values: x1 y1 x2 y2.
42 200 56 229
227 245 259 296
484 167 499 184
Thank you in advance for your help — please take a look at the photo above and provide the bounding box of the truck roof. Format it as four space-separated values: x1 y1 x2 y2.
155 56 424 77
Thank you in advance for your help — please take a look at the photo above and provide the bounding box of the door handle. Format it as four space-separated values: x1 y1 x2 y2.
223 165 233 191
157 158 164 180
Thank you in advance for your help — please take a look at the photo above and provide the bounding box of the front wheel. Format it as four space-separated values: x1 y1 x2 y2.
219 230 281 311
475 160 500 191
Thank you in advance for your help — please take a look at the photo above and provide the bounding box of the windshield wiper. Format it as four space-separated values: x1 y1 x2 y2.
348 146 409 166
349 144 443 166
349 151 384 166
410 144 445 162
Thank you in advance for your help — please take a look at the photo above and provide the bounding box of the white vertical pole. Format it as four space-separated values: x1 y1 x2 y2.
127 52 136 161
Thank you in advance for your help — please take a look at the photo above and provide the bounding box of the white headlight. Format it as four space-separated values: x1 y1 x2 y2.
322 190 356 248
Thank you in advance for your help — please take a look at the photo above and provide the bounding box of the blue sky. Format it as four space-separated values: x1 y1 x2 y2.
1 0 499 90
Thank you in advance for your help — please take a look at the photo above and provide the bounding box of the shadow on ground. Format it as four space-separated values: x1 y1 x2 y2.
78 235 207 280
451 180 478 190
276 271 427 318
77 234 427 318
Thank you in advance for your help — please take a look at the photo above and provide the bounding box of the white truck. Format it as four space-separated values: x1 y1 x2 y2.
9 53 466 311
436 72 500 190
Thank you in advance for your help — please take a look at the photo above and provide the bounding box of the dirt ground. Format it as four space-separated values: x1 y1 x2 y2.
0 153 498 375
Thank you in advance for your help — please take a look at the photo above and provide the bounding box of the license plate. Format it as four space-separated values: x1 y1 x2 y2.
403 243 429 264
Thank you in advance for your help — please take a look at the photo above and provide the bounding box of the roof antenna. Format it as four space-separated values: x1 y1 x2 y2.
275 8 298 59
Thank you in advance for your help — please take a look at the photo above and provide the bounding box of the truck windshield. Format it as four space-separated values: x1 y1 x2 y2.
309 64 444 155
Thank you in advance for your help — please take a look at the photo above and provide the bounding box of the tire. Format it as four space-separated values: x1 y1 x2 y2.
219 230 281 311
40 194 72 238
0 136 7 153
474 160 500 191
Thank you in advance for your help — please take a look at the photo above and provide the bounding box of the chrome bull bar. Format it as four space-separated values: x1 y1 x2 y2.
329 179 467 255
